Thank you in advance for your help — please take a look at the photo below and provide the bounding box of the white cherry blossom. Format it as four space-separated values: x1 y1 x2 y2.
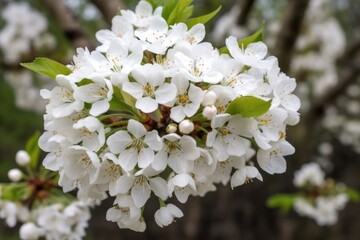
106 119 162 171
153 133 200 173
169 74 204 122
123 64 176 113
75 75 114 116
154 204 183 228
106 195 146 232
257 140 295 174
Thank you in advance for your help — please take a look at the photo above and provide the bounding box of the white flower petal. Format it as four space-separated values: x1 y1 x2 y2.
127 119 147 139
131 179 151 208
107 131 132 154
136 96 158 113
122 82 144 99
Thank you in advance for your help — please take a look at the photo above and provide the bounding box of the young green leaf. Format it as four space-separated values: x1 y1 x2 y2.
21 57 71 79
226 96 272 117
219 21 265 55
186 6 222 28
346 187 360 202
162 0 179 20
267 194 297 212
167 0 193 25
1 183 31 201
25 132 41 170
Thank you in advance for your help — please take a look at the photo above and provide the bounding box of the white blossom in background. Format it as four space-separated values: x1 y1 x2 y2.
291 163 350 226
293 162 325 187
0 2 57 113
0 2 49 63
30 0 300 232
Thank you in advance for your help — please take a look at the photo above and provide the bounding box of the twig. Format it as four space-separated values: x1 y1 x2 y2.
43 0 95 50
237 0 256 26
273 0 310 73
90 0 125 26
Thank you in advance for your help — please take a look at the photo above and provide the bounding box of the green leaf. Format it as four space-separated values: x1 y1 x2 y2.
25 132 41 169
1 183 31 201
109 86 137 114
161 0 178 21
219 21 265 55
267 194 297 212
186 6 222 28
226 96 272 117
21 57 72 79
167 0 193 25
346 187 360 202
76 78 94 87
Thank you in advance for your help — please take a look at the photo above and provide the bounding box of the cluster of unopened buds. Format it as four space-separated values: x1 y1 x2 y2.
0 149 91 240
24 0 300 232
292 163 349 226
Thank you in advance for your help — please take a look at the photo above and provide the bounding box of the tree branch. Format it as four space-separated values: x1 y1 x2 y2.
43 0 95 50
90 0 126 26
237 0 256 26
273 0 310 73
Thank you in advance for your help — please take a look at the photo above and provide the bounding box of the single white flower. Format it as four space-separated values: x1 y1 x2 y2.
72 116 105 152
75 75 114 116
226 36 275 70
206 114 249 161
251 108 288 150
106 119 162 171
62 145 101 184
174 43 223 83
257 140 295 174
154 204 183 227
106 194 146 232
153 133 200 173
40 75 83 118
169 74 205 122
120 0 162 28
168 173 196 203
230 158 262 188
113 171 168 208
123 64 176 113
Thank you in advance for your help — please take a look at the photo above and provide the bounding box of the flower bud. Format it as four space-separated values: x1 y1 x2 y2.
201 91 217 106
16 150 31 166
202 105 217 120
20 222 43 240
166 123 177 133
179 120 194 134
8 168 23 182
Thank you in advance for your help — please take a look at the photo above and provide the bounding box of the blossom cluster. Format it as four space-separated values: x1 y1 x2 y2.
0 200 91 240
0 2 55 64
0 2 56 113
293 163 349 226
37 0 300 231
0 150 91 240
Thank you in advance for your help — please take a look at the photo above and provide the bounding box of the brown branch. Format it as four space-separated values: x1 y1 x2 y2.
90 0 126 26
237 0 256 26
273 0 310 73
43 0 95 50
